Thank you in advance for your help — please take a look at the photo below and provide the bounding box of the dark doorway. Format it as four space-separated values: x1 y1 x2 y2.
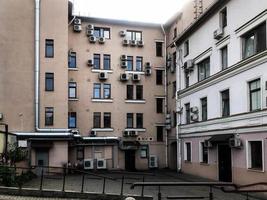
125 150 135 171
218 144 232 182
36 150 49 175
170 142 177 170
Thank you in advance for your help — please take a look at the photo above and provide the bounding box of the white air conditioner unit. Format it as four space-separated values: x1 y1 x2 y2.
89 36 97 43
0 113 3 120
145 67 152 76
87 29 94 36
184 59 194 71
84 159 94 170
71 129 80 135
99 72 108 80
121 55 127 60
190 113 199 122
137 40 144 47
229 137 242 148
190 106 199 113
204 140 212 148
149 155 158 168
99 37 105 44
132 74 140 81
74 18 81 25
130 40 137 46
129 131 138 137
97 159 107 169
88 59 94 66
145 62 150 68
123 131 130 137
176 107 183 114
120 73 129 81
121 61 127 68
73 25 82 32
213 27 224 40
122 39 129 46
90 130 96 137
120 30 127 37
87 24 94 30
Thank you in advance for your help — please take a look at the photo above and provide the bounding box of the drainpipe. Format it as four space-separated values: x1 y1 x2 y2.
161 24 168 168
35 0 70 132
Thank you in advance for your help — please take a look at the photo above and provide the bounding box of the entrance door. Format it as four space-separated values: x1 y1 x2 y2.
36 150 49 175
218 145 232 182
125 150 135 171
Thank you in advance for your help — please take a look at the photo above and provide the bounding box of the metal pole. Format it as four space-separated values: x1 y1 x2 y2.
102 177 106 194
4 124 8 164
209 186 213 200
158 186 161 200
62 167 66 192
141 176 145 197
81 174 85 193
120 176 124 196
40 168 44 191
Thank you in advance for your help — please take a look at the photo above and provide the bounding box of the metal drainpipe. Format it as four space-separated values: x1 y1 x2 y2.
161 24 168 168
35 0 70 132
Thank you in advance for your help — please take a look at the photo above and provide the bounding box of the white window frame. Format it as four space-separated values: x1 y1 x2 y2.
246 139 265 172
199 141 209 164
247 77 262 112
184 141 192 162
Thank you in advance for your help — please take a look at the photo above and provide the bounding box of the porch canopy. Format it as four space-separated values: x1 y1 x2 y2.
207 134 234 144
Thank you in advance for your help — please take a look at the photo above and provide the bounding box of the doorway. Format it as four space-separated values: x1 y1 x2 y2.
218 144 232 182
125 150 135 171
36 150 49 175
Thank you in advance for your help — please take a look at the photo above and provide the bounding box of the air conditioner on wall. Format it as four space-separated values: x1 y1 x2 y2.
73 25 82 32
89 36 97 43
184 59 194 71
190 106 199 113
130 40 137 46
145 67 152 76
213 27 224 40
129 131 138 137
123 131 130 137
149 155 158 168
119 30 127 37
176 107 183 114
122 39 129 46
229 137 242 148
137 40 144 47
86 29 94 36
190 114 199 122
97 159 107 169
90 131 96 137
74 18 81 25
132 74 140 81
120 73 129 81
121 61 127 68
84 159 94 170
98 37 105 44
99 72 108 80
87 24 94 30
88 59 94 66
121 54 127 60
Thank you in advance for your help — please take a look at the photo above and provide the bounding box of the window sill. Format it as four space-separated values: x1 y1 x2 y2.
91 69 113 73
200 162 209 166
91 128 114 132
91 99 113 103
125 128 146 132
247 168 264 173
184 161 192 164
68 68 78 71
69 98 79 101
125 99 146 104
125 71 145 75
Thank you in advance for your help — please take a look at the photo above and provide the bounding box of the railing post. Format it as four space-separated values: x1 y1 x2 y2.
102 177 106 194
120 175 124 196
40 168 44 191
209 186 213 200
62 167 66 192
246 192 249 200
141 176 145 197
158 186 161 200
81 174 85 193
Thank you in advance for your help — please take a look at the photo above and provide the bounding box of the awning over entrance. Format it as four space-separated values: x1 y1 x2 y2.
31 140 53 148
208 134 234 143
119 140 140 150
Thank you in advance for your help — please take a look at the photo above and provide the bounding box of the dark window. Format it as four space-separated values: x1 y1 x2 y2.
242 22 266 59
249 79 261 111
220 8 227 28
172 52 176 70
156 98 163 113
157 126 164 142
185 103 190 124
185 71 189 88
45 107 53 126
174 27 177 39
249 141 263 170
156 42 163 57
201 142 208 163
127 113 134 128
93 112 101 128
201 97 207 121
126 85 134 100
45 39 54 58
103 84 111 99
68 52 76 68
68 112 77 128
221 89 230 117
93 83 101 99
136 113 143 128
184 40 189 57
172 81 176 98
173 111 177 127
76 147 84 160
93 54 100 69
126 30 142 41
126 56 133 71
198 57 210 81
221 46 228 70
103 54 111 70
94 27 110 39
68 82 77 99
185 142 191 162
103 112 111 128
136 85 143 100
156 70 163 85
45 73 54 91
136 56 143 71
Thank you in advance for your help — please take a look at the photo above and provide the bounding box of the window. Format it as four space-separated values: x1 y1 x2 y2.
221 89 230 117
103 54 111 70
126 30 142 41
184 40 189 57
249 79 261 111
220 8 227 28
126 56 133 71
93 83 101 99
68 112 77 128
94 27 110 39
68 52 76 68
185 103 190 124
76 147 84 160
242 22 266 59
140 146 148 158
172 52 176 70
126 85 134 100
93 54 100 69
221 46 228 70
136 85 143 100
156 42 163 57
103 112 111 128
174 27 177 39
136 113 143 128
45 73 54 91
68 82 77 99
136 56 143 71
201 97 207 121
198 57 210 81
45 39 54 58
93 112 101 128
184 142 191 162
185 71 190 88
157 126 164 142
172 81 176 98
156 70 163 85
127 113 134 128
156 98 163 113
172 111 177 127
247 141 263 170
200 142 208 163
45 107 53 126
103 84 111 99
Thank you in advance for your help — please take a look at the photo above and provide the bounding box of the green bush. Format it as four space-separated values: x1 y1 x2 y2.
0 166 16 187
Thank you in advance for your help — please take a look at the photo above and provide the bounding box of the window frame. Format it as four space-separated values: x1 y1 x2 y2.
103 84 111 99
103 112 111 128
156 42 163 57
246 140 264 172
93 54 101 69
184 40 189 57
136 113 143 128
68 82 77 99
156 126 164 142
200 97 207 121
220 7 227 28
199 142 208 164
45 73 54 91
221 46 228 70
93 83 101 99
103 54 111 70
126 56 133 71
45 39 54 58
156 70 163 85
45 107 54 126
68 112 77 128
197 57 210 82
185 103 191 124
126 113 134 128
156 98 164 114
136 85 143 100
221 89 230 117
126 30 142 41
68 52 76 68
93 112 101 128
184 142 192 162
248 78 261 111
126 85 134 100
136 56 143 72
93 27 110 39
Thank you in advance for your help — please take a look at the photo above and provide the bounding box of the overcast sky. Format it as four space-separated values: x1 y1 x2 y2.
71 0 190 24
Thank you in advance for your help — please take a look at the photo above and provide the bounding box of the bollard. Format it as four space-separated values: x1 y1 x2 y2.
121 176 125 196
81 174 85 193
102 177 106 194
158 186 161 200
141 176 145 197
40 168 44 191
209 186 213 200
62 167 66 192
